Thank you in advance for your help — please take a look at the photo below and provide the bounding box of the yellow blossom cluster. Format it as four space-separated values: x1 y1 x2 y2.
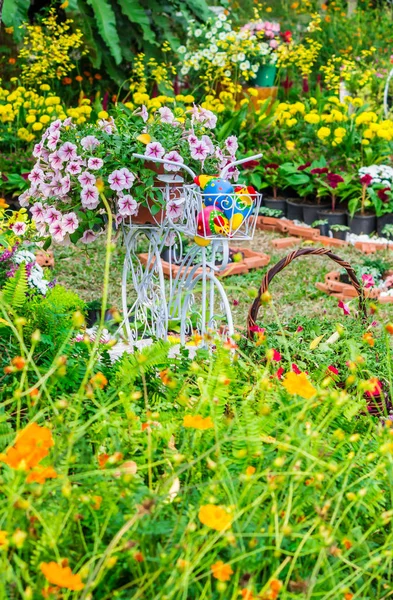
18 10 85 85
321 51 376 93
0 84 94 143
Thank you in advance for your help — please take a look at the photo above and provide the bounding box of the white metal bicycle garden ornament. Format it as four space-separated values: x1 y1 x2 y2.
119 152 262 347
384 67 393 117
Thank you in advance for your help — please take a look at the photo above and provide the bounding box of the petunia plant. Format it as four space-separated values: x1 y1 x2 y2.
20 104 240 244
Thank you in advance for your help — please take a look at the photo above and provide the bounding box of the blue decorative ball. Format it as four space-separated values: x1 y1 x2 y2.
202 178 234 210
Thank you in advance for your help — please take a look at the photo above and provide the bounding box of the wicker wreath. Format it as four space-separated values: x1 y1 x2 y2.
247 247 367 338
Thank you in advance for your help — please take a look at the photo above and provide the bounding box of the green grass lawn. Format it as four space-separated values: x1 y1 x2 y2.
53 229 393 329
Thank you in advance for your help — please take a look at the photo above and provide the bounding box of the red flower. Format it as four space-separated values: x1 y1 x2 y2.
298 162 311 171
360 174 373 186
250 325 265 333
364 378 383 398
291 363 301 374
310 167 329 175
327 365 339 375
281 30 292 43
377 187 391 202
276 367 284 380
272 349 282 362
242 159 260 170
265 163 279 170
327 173 344 189
296 326 304 332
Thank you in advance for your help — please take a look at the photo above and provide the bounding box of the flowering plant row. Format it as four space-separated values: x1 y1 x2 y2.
21 104 240 244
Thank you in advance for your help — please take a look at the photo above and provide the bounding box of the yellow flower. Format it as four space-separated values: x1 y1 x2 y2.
40 84 50 91
183 415 214 430
137 133 151 145
334 127 346 138
97 110 109 119
282 372 316 399
317 126 331 140
39 115 51 124
25 115 36 124
305 113 320 124
32 122 44 131
0 531 8 548
0 198 9 209
198 504 231 531
211 561 234 581
286 140 295 151
40 562 84 591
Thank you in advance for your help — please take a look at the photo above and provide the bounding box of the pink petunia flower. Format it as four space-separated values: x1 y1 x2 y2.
18 190 31 208
188 134 199 146
190 140 210 161
31 202 46 223
81 135 101 151
47 131 60 151
202 135 215 155
158 107 175 124
33 143 43 158
108 169 126 192
49 220 66 243
45 207 62 225
66 161 82 175
163 151 184 172
225 135 238 156
338 300 350 315
11 222 27 235
81 229 97 244
145 142 165 160
362 273 375 288
78 171 96 187
49 119 62 133
118 194 138 216
49 151 64 171
28 167 44 185
80 185 99 209
58 142 78 162
118 167 135 189
166 199 184 221
62 212 79 234
87 157 104 170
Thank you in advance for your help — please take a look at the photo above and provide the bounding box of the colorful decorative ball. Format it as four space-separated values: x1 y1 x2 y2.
201 178 234 210
194 175 217 189
196 205 229 237
194 235 211 247
223 185 255 231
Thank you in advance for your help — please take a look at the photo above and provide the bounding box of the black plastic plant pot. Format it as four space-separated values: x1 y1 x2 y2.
317 210 347 227
302 203 329 225
377 213 393 236
347 213 376 236
263 197 287 216
332 230 348 241
317 223 330 237
286 198 304 221
86 308 113 328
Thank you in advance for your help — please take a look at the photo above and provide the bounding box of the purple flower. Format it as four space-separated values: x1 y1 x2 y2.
202 134 215 155
80 185 99 209
163 151 184 172
362 273 375 288
62 212 79 234
49 151 64 170
11 222 27 235
87 157 104 170
118 167 135 189
81 135 101 151
18 190 31 207
158 107 175 124
118 194 138 216
49 119 62 133
198 108 217 129
78 171 96 187
188 134 198 146
81 229 97 244
58 142 78 162
33 143 43 158
137 105 148 123
108 169 126 192
145 142 165 160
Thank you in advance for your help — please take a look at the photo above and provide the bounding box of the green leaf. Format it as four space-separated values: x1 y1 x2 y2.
2 0 30 39
2 263 28 311
86 0 122 65
117 0 156 45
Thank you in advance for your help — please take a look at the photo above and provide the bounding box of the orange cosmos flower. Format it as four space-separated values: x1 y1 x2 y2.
12 356 26 370
385 323 393 334
270 579 283 599
40 562 84 591
26 465 57 484
245 466 256 476
133 551 144 562
241 590 255 600
90 372 108 389
0 198 9 208
211 560 233 581
0 423 54 471
183 415 214 430
198 504 231 531
282 372 316 399
362 332 374 347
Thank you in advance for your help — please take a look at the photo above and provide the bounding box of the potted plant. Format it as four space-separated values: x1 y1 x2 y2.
314 168 347 226
278 161 318 222
357 166 393 236
344 167 391 236
20 103 241 244
257 162 287 215
258 206 284 218
330 224 350 240
312 219 330 237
